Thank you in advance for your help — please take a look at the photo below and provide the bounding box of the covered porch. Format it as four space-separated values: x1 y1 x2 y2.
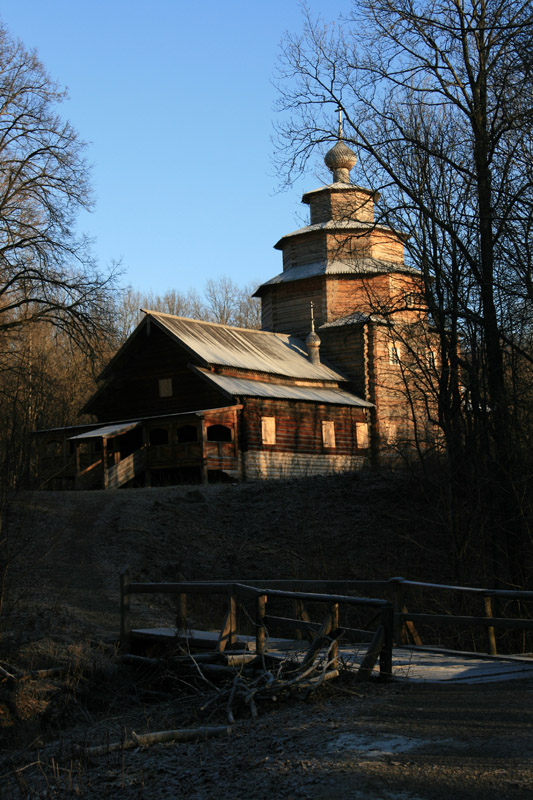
35 405 243 490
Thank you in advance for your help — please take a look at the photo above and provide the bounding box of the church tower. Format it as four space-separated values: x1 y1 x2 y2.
255 130 439 460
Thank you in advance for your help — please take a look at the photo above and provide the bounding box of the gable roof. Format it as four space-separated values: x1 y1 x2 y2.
140 311 348 382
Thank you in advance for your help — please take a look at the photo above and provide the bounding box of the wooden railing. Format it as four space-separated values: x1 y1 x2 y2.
106 448 146 489
119 573 533 671
386 577 533 655
119 573 394 680
236 578 533 655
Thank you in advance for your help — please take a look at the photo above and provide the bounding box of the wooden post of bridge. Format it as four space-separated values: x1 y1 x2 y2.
120 567 131 650
380 603 394 679
390 577 405 645
484 594 498 655
218 588 237 652
330 602 339 669
256 594 267 655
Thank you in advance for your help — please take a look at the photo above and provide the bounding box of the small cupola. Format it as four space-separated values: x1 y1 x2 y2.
306 302 321 365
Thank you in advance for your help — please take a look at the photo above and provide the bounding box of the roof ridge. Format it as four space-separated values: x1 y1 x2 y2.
142 309 291 338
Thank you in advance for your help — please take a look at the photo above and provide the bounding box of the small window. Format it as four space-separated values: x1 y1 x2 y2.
356 422 369 449
207 424 232 442
150 427 169 445
389 342 401 365
177 424 198 443
386 423 398 444
261 416 276 445
322 420 336 448
158 377 173 398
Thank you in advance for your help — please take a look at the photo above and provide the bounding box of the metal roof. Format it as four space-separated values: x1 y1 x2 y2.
274 219 409 250
69 421 141 440
255 258 420 293
196 370 373 407
320 311 385 327
146 312 348 382
301 182 378 200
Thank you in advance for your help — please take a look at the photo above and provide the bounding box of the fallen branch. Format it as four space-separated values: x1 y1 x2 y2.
79 725 231 758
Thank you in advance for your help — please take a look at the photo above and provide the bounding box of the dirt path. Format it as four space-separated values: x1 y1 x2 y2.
79 679 533 799
2 478 532 798
3 679 531 799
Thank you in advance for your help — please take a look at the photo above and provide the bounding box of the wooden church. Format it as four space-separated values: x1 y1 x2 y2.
35 137 438 489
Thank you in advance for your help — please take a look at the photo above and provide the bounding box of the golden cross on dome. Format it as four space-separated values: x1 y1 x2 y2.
337 106 343 139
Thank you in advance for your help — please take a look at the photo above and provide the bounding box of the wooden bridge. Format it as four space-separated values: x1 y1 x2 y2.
119 574 533 684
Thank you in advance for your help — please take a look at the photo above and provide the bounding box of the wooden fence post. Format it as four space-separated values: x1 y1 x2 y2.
484 594 498 655
120 568 131 650
256 594 267 655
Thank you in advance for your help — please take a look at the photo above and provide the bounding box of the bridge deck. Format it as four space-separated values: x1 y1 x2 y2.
130 627 533 684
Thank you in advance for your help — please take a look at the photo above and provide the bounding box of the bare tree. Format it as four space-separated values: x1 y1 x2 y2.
204 276 261 328
0 22 121 501
115 277 261 342
275 0 533 585
0 24 118 356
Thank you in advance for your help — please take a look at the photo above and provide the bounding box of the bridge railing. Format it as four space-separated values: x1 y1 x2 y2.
119 572 394 679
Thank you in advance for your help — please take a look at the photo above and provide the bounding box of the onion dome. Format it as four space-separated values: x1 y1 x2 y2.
324 139 357 183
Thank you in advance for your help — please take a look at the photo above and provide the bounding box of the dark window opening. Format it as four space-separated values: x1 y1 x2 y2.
149 427 169 446
177 424 198 443
207 424 232 442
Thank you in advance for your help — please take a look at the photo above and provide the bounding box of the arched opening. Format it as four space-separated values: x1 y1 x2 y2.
207 424 232 442
46 440 62 457
149 427 169 446
177 424 198 443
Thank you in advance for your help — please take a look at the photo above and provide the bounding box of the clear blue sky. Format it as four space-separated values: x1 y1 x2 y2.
0 0 350 296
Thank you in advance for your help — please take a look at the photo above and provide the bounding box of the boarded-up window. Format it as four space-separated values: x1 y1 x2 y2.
386 423 398 444
356 422 369 449
321 420 336 448
388 342 401 365
261 416 276 445
158 377 173 397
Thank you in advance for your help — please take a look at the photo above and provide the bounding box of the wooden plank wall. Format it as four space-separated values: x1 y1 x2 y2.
241 398 367 457
89 325 227 421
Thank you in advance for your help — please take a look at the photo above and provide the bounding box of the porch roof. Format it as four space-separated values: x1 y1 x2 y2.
195 369 373 407
68 421 142 441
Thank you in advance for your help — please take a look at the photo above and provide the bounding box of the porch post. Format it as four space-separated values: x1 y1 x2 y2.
201 418 208 484
102 437 109 489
